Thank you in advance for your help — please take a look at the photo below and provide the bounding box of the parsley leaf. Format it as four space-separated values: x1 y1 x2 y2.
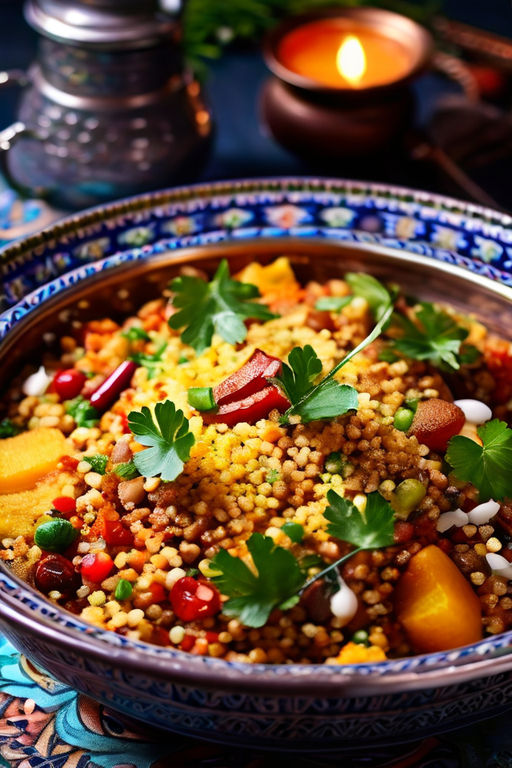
314 296 352 312
446 419 512 502
280 299 394 424
66 396 99 428
211 533 304 628
122 326 150 342
391 303 470 372
281 522 304 543
113 461 140 480
130 340 167 380
324 490 395 549
85 454 108 474
169 259 277 353
277 345 323 403
345 273 393 320
128 400 195 482
0 418 22 439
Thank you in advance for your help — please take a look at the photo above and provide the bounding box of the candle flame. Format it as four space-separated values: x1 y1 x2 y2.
336 35 366 84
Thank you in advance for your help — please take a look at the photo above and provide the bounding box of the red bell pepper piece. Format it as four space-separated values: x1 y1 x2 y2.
89 360 138 412
204 384 290 426
213 349 282 406
170 576 221 621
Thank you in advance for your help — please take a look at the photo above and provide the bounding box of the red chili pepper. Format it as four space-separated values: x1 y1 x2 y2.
204 385 290 427
52 369 86 400
52 496 77 518
103 519 134 548
89 360 138 412
213 349 283 406
170 576 221 621
81 551 114 583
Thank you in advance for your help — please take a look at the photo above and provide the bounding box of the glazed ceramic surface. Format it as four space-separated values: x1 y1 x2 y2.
1 178 512 751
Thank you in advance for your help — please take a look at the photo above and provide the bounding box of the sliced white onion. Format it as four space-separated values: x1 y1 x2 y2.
467 499 500 526
330 581 358 626
22 365 52 397
486 553 512 580
454 399 492 425
436 508 469 533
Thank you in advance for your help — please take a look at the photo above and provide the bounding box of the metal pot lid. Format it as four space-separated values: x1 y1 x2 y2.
24 0 179 48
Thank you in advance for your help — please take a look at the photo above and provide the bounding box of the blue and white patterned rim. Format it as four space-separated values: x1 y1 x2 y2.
1 177 512 685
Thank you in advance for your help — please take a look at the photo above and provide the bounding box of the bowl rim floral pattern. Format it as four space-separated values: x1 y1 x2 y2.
1 176 512 698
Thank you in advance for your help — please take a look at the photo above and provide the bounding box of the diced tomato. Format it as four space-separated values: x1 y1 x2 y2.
180 634 196 652
485 340 512 404
52 496 77 518
81 551 114 583
170 576 221 621
213 349 283 406
204 385 290 427
148 582 166 603
103 519 134 548
394 521 414 544
51 369 86 400
60 455 79 471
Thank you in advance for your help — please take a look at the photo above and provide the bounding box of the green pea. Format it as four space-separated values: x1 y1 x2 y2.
392 479 427 520
34 519 78 553
352 630 370 646
393 407 414 432
325 452 344 475
114 579 133 601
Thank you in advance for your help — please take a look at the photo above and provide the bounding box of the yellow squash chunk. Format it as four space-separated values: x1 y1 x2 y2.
236 257 298 297
394 545 482 653
0 427 70 494
0 471 75 538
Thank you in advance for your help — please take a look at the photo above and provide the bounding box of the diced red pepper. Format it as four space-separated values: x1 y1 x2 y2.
204 385 290 427
148 582 166 603
81 551 114 583
170 576 221 621
60 455 79 471
89 360 138 412
52 496 77 519
213 349 283 406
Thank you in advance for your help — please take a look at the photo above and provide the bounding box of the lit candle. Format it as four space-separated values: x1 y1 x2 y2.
277 19 413 89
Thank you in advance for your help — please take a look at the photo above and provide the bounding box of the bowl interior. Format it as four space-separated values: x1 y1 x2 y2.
1 237 512 689
2 237 511 388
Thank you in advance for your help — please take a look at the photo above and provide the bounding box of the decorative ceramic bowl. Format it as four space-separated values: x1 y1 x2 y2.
1 178 512 753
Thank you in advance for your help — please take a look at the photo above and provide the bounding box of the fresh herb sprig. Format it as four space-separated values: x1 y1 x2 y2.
211 490 395 627
0 418 22 439
391 303 479 372
345 272 394 320
84 454 108 475
168 259 277 354
446 419 512 502
128 400 195 482
279 300 394 424
65 396 99 428
113 461 140 480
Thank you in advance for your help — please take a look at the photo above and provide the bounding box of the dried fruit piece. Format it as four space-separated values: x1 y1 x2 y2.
409 398 465 452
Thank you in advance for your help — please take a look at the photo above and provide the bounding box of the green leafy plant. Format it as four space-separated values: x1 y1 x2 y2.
280 299 394 424
345 272 394 320
324 490 395 549
391 303 478 372
84 454 108 475
446 419 512 501
65 397 99 428
169 259 277 353
113 461 140 480
130 340 167 380
128 400 195 481
0 418 22 439
211 533 304 627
